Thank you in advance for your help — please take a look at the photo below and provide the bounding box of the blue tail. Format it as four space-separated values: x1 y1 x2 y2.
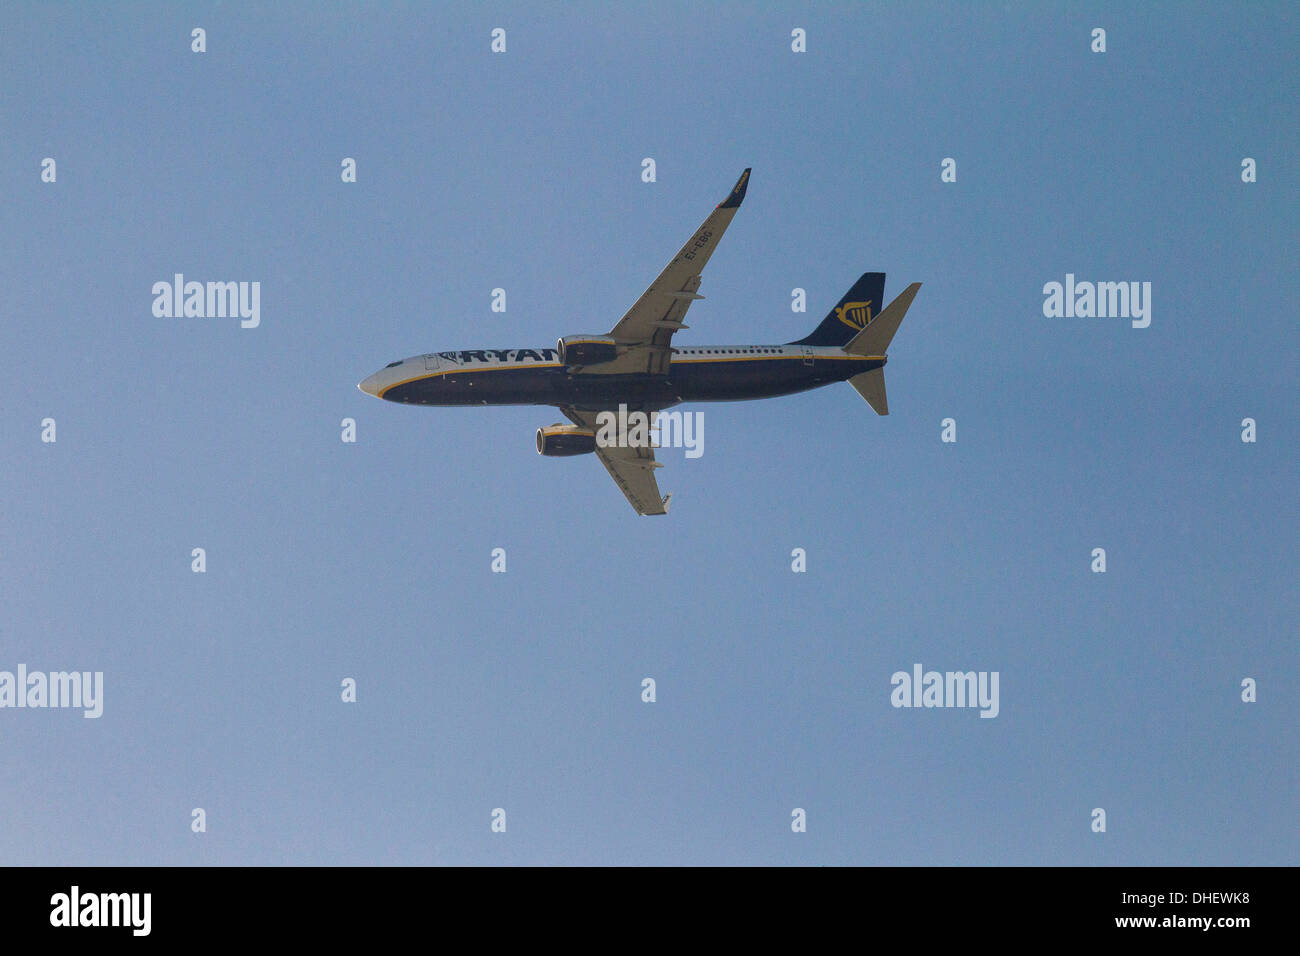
788 273 885 347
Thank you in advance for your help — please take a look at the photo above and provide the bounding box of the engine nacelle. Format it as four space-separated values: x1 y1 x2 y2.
558 335 619 367
536 424 597 457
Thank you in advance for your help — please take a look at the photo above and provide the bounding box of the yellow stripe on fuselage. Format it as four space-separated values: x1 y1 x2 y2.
378 362 563 398
669 354 883 364
377 353 884 398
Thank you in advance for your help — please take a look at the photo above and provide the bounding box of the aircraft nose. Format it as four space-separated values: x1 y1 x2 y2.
358 371 385 397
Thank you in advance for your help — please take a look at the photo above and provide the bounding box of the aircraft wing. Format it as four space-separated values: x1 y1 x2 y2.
581 168 750 377
561 407 671 516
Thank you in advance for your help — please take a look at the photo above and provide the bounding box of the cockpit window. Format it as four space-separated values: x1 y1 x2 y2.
385 360 403 368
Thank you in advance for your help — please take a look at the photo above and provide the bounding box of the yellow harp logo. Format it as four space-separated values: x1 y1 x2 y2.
836 300 873 331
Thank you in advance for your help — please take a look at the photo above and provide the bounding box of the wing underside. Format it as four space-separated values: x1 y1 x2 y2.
550 169 750 512
561 406 671 516
577 168 751 377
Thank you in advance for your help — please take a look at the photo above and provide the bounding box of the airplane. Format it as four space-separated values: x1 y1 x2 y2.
358 168 921 515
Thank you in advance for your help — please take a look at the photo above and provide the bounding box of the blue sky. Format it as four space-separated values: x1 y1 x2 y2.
1 1 1295 865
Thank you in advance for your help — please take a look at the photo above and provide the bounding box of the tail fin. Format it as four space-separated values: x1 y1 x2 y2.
788 272 885 347
844 282 921 357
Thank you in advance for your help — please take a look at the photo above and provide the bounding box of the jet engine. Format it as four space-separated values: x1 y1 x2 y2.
536 424 597 456
557 335 619 366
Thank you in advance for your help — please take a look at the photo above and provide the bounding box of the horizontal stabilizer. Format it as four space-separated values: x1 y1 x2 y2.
848 368 889 415
845 283 921 356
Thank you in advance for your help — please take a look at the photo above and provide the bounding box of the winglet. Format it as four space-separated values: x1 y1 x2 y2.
718 168 751 209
